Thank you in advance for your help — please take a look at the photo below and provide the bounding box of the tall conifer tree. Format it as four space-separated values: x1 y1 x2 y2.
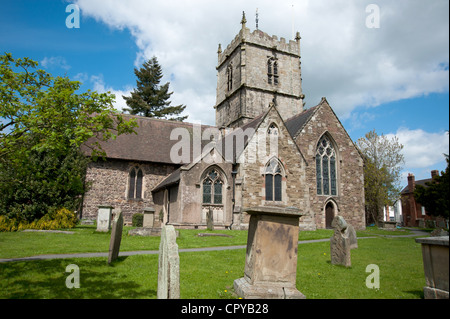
123 57 187 121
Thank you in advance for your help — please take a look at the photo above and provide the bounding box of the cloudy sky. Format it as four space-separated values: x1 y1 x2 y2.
1 0 448 185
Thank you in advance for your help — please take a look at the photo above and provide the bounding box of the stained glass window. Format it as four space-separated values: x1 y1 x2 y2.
316 135 337 196
265 158 282 202
202 169 223 205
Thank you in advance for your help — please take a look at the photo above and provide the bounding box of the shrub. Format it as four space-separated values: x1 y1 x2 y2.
132 213 143 227
0 208 78 232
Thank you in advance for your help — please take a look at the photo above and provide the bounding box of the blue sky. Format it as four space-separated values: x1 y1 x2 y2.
1 0 449 187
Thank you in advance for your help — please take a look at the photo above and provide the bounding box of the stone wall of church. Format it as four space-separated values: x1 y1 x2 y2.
81 159 177 225
295 102 366 230
235 107 310 229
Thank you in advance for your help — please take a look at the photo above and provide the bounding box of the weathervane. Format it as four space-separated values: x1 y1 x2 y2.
256 8 259 30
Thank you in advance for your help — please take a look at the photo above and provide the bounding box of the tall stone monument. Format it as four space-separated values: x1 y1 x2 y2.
330 216 351 267
157 225 180 299
234 206 306 299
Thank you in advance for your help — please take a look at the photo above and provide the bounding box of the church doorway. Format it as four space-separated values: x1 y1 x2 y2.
325 202 335 229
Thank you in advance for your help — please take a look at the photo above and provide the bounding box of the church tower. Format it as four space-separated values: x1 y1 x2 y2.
215 12 305 128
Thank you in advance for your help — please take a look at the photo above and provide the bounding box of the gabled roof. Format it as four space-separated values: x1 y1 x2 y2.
285 104 319 139
401 178 433 194
82 114 214 164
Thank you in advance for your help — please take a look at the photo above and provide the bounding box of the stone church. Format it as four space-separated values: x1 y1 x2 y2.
81 14 366 230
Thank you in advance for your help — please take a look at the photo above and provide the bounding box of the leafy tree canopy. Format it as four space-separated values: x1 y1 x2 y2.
357 129 405 225
0 53 137 222
414 155 449 219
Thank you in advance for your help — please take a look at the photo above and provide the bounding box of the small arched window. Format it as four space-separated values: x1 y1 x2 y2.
267 58 278 85
202 169 223 204
265 158 283 201
226 64 233 91
316 135 337 196
128 167 143 199
268 123 279 136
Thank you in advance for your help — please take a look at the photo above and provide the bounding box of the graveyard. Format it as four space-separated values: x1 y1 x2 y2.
0 223 435 299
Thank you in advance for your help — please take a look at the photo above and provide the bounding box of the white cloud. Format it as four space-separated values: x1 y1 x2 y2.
40 56 71 71
74 0 449 124
89 74 133 112
387 128 449 182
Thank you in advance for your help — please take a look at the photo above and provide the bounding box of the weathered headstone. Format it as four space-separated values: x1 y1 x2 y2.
157 225 180 299
330 216 351 267
415 236 449 299
143 207 155 228
97 206 113 232
108 209 123 264
206 207 214 231
347 223 358 249
234 206 306 299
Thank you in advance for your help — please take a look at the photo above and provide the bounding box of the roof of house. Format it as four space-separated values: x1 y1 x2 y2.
401 178 434 194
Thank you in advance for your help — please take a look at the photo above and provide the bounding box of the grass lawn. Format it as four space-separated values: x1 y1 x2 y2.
0 225 412 259
0 226 426 299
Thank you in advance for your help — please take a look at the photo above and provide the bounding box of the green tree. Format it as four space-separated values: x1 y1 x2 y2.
0 53 137 222
123 56 187 121
414 155 449 220
356 129 405 225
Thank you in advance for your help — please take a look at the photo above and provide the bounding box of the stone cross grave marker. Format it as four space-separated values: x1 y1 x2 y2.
330 215 351 267
108 209 123 264
157 225 180 299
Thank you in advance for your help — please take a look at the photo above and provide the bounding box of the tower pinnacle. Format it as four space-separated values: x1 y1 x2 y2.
241 11 247 28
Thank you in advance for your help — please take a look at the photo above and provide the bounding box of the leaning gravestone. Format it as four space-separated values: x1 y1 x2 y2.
330 216 351 267
157 225 180 299
108 209 123 264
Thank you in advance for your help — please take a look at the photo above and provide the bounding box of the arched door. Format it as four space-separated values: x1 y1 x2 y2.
325 202 335 229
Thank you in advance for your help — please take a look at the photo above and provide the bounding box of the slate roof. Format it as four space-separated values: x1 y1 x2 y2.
82 114 214 164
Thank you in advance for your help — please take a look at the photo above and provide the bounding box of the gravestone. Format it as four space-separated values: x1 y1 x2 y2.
206 207 214 231
330 216 351 267
97 206 113 232
143 207 155 228
108 209 123 264
415 236 449 299
234 206 306 299
157 225 180 299
347 224 358 249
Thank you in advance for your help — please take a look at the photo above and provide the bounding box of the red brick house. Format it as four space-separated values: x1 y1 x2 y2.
401 170 441 227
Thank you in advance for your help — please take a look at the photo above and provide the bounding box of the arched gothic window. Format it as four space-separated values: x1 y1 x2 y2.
265 158 282 201
267 59 273 84
202 169 223 204
128 167 143 199
316 135 337 196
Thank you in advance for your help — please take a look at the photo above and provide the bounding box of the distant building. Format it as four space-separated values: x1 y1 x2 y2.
400 170 444 227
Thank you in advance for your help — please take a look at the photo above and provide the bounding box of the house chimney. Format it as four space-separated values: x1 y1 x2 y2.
407 173 415 192
431 170 439 178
